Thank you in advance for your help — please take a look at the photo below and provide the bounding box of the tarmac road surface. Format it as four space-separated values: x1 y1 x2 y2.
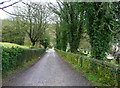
3 49 92 86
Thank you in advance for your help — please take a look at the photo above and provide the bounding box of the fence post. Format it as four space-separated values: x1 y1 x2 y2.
71 55 73 63
80 57 83 67
76 55 79 64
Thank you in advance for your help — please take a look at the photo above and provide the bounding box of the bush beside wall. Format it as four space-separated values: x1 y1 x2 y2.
55 49 120 86
1 43 45 73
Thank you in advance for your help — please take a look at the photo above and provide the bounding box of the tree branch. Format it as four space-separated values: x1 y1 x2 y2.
0 0 11 5
2 9 25 17
0 0 22 9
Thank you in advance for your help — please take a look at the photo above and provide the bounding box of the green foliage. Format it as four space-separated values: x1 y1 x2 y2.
0 42 29 49
55 49 120 86
79 35 91 49
45 24 56 47
50 2 83 52
41 38 50 49
52 2 119 60
55 21 68 51
3 57 38 78
2 46 23 71
65 2 83 53
16 2 48 46
1 42 45 74
40 34 50 49
55 23 62 50
2 19 25 45
83 2 119 60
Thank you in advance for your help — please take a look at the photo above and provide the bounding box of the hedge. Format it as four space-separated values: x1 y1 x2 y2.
55 49 120 86
1 43 45 73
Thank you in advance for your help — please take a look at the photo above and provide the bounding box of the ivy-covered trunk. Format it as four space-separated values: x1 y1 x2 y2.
61 29 68 51
68 27 81 53
85 2 113 60
56 26 62 50
67 3 83 53
60 21 68 51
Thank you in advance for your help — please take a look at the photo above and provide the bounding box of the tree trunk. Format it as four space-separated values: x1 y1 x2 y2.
116 53 120 64
32 42 36 46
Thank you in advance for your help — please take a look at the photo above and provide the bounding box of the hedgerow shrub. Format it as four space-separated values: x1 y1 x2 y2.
2 46 23 72
55 49 120 86
1 43 45 73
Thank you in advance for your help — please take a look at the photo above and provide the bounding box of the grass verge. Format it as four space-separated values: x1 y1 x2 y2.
2 55 43 84
63 58 109 86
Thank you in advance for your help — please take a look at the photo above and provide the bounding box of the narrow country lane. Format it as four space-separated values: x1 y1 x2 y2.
3 49 92 86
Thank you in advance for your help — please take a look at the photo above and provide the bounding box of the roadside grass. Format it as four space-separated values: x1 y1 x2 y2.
1 42 45 83
0 42 29 49
63 59 109 86
2 57 40 83
74 64 111 86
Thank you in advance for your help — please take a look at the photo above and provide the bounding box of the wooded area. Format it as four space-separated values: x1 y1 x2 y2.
0 0 120 86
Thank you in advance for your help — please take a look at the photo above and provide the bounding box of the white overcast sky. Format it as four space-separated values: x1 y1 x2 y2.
0 0 56 19
0 0 119 19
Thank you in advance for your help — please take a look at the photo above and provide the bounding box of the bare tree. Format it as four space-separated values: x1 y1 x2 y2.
15 2 49 46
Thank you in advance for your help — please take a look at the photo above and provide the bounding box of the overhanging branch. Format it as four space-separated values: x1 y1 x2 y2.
2 9 25 17
0 0 22 9
0 0 11 5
